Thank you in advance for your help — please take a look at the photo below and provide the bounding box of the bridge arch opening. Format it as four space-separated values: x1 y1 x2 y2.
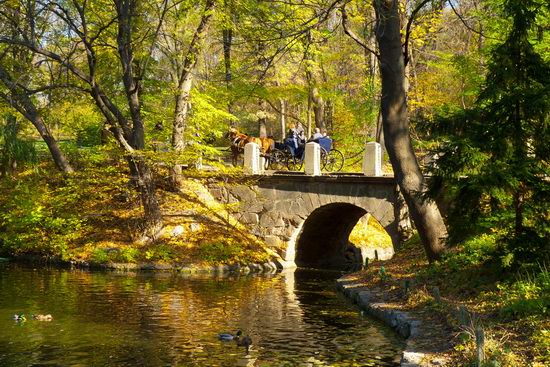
294 203 393 270
295 203 394 269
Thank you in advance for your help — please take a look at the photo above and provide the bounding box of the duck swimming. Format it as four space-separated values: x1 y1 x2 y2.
236 334 252 354
13 314 26 322
218 330 241 341
32 314 53 321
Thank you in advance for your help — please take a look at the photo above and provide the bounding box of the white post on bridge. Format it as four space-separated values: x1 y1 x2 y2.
244 142 262 175
363 141 383 176
304 142 321 176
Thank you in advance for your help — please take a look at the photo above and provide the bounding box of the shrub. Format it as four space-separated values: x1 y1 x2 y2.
91 248 109 263
144 245 176 262
197 241 245 264
76 123 102 147
500 265 550 318
115 247 140 263
444 233 500 271
0 177 83 259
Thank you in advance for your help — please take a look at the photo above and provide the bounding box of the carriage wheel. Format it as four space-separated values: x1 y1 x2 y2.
320 147 328 170
285 147 303 171
267 149 286 170
322 149 344 172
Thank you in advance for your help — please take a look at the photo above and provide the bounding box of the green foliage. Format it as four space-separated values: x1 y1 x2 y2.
197 241 245 264
144 245 177 262
0 175 84 259
0 146 129 260
76 123 103 147
441 234 501 272
0 115 37 175
90 248 109 263
499 265 550 318
90 246 141 264
115 247 140 263
424 0 550 266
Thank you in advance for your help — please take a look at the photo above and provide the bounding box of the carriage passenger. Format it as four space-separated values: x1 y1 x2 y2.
285 122 305 157
309 128 323 142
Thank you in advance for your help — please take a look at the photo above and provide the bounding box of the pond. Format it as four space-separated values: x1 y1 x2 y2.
0 262 404 366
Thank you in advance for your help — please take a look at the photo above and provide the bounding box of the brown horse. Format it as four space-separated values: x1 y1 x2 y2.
228 128 274 166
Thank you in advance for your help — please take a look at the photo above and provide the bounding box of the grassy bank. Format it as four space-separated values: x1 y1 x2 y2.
347 235 549 366
0 147 277 267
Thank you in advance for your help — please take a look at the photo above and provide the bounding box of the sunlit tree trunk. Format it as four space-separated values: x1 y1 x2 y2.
279 98 286 141
171 0 215 151
324 99 333 133
306 94 312 138
170 0 215 185
223 19 233 120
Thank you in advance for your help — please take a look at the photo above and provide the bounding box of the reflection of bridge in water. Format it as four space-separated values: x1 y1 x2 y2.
163 269 404 366
207 173 410 269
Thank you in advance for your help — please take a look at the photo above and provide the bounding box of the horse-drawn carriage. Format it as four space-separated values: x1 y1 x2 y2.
228 128 344 172
265 135 344 172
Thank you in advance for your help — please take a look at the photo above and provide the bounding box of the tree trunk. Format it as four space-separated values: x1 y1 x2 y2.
324 99 333 133
0 66 74 173
374 0 447 261
258 117 267 138
32 114 74 174
223 26 233 119
127 156 163 240
116 0 145 149
172 76 193 151
115 0 163 237
306 94 312 138
311 85 325 131
169 0 215 185
304 30 325 132
258 99 267 138
171 0 215 143
279 98 286 141
375 111 385 148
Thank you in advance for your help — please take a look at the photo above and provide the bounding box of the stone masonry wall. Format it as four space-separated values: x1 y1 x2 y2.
206 175 405 267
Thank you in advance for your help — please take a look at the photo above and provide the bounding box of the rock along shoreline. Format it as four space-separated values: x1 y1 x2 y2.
337 277 445 367
3 254 292 275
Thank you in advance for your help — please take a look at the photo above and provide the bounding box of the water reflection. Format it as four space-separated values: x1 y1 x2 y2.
0 263 403 366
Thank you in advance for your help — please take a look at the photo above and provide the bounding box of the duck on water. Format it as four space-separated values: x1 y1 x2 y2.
13 314 53 322
218 330 252 353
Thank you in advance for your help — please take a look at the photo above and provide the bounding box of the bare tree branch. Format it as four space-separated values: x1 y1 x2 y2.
403 0 432 66
340 4 379 58
447 0 500 41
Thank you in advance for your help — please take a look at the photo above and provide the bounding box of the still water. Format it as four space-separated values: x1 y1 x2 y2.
0 262 404 366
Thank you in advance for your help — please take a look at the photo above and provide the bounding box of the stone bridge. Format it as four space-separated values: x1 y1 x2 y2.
207 174 410 269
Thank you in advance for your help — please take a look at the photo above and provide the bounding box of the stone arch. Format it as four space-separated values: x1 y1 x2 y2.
293 203 380 269
207 175 407 269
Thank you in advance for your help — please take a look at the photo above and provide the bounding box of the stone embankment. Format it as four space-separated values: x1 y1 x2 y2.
337 278 447 367
70 259 285 273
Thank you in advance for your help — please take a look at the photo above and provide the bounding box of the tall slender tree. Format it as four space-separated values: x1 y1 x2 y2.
373 0 448 261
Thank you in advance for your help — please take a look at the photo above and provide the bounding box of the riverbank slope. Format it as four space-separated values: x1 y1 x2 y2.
339 236 549 367
0 157 279 268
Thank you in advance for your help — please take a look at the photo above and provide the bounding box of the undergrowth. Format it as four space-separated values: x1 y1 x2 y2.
0 145 274 266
